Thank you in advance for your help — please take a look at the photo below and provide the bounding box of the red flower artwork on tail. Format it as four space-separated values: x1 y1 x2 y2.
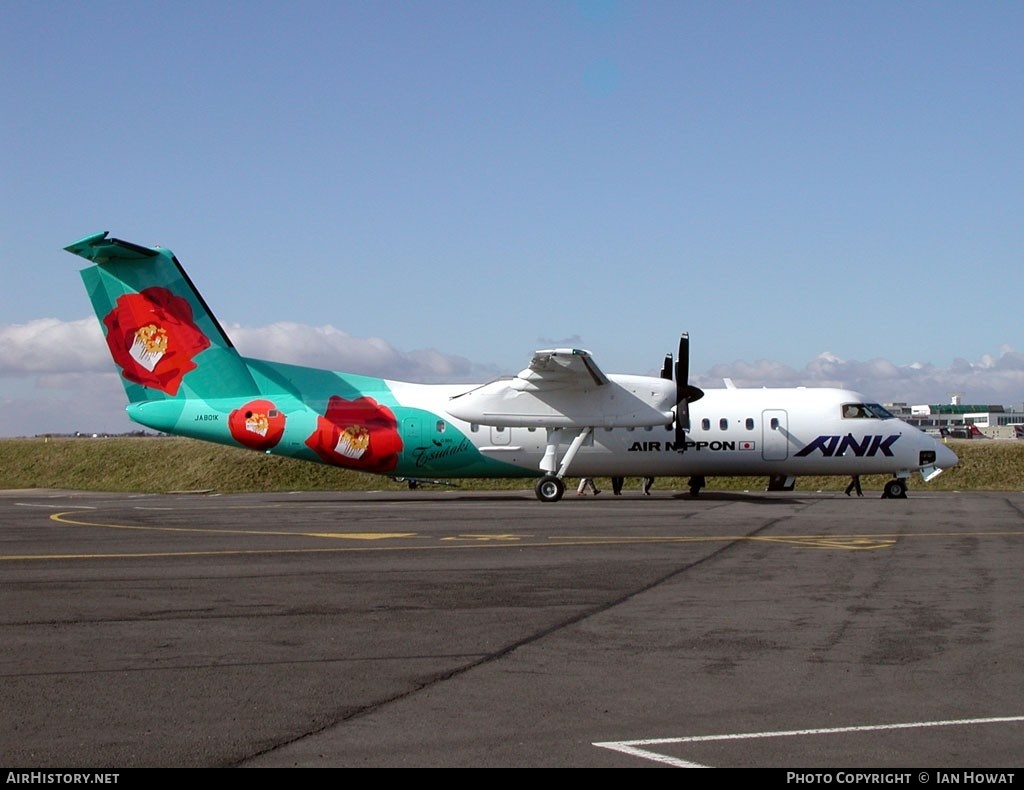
103 287 210 395
305 396 402 473
229 399 286 451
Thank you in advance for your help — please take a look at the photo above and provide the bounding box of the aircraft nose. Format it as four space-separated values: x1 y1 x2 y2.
936 441 959 469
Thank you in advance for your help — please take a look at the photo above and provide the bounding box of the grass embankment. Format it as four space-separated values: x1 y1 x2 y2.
0 436 1019 494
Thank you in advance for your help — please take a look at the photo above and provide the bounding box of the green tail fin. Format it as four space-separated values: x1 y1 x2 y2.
68 231 259 403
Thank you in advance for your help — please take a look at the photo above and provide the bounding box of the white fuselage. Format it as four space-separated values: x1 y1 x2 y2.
389 381 958 481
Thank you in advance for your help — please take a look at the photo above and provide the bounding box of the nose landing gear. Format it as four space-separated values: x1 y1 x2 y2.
882 478 908 499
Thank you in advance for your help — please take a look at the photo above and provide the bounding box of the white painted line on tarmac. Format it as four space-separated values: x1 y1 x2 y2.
594 715 1024 768
16 502 95 509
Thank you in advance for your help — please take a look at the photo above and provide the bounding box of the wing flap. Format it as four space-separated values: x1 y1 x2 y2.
512 348 609 391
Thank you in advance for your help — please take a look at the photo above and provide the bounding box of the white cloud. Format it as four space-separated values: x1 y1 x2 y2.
536 334 585 349
1 318 1022 435
695 350 1024 408
0 318 108 373
228 322 496 381
0 372 135 436
0 318 498 435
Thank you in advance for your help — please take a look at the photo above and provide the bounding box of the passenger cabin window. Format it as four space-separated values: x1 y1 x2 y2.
701 418 710 431
719 418 728 430
745 418 754 430
436 420 446 433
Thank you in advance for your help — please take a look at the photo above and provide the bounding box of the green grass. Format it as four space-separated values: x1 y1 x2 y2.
1 436 1019 494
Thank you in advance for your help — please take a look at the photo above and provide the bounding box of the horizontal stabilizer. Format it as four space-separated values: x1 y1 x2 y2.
64 231 159 263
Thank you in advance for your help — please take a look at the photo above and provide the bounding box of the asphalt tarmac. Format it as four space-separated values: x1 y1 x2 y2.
2 485 1023 768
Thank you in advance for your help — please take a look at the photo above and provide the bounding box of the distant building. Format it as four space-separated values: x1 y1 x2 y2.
885 395 1024 439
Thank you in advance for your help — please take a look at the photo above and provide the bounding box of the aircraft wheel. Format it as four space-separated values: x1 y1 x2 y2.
535 475 565 503
882 478 907 499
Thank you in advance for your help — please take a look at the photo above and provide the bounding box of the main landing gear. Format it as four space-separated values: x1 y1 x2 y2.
533 426 594 502
882 478 908 499
535 475 565 503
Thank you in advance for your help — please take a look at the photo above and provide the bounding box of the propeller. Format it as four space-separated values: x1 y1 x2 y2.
668 333 704 450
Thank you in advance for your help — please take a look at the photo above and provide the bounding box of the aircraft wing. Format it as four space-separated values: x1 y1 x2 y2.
447 348 674 428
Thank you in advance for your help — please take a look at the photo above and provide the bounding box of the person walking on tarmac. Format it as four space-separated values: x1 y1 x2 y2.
611 477 624 495
845 475 863 496
577 478 601 496
642 476 655 495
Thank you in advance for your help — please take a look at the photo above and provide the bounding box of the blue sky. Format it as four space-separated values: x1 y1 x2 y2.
2 1 1023 436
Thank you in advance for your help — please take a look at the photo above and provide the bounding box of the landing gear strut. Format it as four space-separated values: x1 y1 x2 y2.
534 427 595 502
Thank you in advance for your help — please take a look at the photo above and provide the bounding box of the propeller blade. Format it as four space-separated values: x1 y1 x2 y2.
660 353 673 380
673 333 704 450
674 336 689 444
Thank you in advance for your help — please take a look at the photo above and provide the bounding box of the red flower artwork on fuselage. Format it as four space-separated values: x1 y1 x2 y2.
229 399 286 451
103 287 210 395
305 396 402 473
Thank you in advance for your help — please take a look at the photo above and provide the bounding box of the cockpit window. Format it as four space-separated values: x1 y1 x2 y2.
841 402 894 419
866 403 894 419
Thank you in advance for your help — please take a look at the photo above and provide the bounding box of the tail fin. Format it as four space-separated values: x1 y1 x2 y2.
67 231 259 403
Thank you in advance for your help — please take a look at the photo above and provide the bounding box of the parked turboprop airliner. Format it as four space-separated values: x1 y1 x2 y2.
67 231 958 502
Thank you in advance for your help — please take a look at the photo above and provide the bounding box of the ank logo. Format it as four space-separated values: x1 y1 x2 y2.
795 434 899 458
